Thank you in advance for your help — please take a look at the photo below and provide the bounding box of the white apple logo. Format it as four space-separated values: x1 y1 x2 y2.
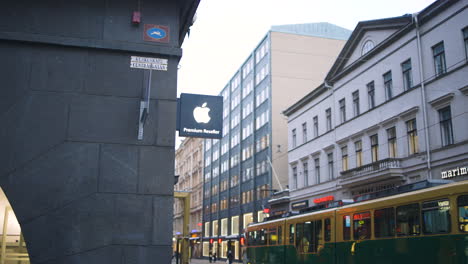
193 102 211 123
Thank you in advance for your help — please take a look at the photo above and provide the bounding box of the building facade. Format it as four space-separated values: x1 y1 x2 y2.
201 23 351 260
285 0 468 210
0 0 199 263
174 137 204 258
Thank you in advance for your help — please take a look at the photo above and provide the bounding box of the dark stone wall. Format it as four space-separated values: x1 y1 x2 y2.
0 0 193 263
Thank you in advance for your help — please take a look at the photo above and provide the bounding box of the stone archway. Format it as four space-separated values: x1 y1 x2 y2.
0 188 29 263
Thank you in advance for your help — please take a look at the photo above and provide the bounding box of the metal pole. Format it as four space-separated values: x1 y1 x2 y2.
147 69 152 112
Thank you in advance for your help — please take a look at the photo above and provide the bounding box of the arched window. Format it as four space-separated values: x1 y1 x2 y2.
362 40 375 55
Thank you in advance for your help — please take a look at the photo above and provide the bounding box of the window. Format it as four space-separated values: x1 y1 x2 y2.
352 90 360 116
367 81 375 109
353 212 371 240
255 109 269 129
292 129 297 148
257 184 270 200
343 215 351 240
256 160 268 176
230 174 239 187
325 108 332 131
457 195 468 232
205 222 210 237
339 98 346 123
439 106 454 146
256 134 270 153
396 203 420 236
341 146 348 171
221 218 228 236
212 220 218 236
243 213 253 229
302 122 307 143
314 158 320 184
327 153 334 180
241 190 253 204
374 207 395 238
422 199 451 234
295 220 322 253
464 27 468 59
355 140 363 167
432 42 446 76
383 71 393 100
313 116 319 137
268 227 278 245
230 194 239 206
292 166 297 189
370 134 378 162
361 40 374 55
387 127 397 158
303 161 308 187
401 59 413 90
406 119 419 155
324 218 331 242
289 224 295 244
231 216 239 235
242 167 253 182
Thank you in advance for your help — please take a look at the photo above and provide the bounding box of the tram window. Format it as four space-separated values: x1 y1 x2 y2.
269 227 278 245
296 223 304 252
396 203 420 236
248 231 256 245
258 229 267 245
289 224 295 244
458 195 468 232
422 199 451 234
313 220 323 252
353 212 371 240
324 218 331 242
302 222 313 253
343 215 351 240
278 226 283 244
374 207 395 238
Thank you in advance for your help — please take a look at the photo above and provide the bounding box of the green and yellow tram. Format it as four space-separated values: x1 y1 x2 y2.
245 180 468 264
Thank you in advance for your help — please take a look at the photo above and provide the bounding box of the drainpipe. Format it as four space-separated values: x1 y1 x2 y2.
413 13 432 180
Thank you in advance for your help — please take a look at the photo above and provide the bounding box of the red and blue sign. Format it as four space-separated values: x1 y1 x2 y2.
143 24 169 43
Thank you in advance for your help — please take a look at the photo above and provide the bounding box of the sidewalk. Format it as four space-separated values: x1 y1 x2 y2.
172 258 236 264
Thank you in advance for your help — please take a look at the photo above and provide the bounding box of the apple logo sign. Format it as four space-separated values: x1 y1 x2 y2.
193 102 211 123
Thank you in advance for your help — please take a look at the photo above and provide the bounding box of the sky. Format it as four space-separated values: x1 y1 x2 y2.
175 0 435 146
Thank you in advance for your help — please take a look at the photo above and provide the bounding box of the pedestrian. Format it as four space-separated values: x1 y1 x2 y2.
227 250 234 264
213 252 217 262
209 251 213 263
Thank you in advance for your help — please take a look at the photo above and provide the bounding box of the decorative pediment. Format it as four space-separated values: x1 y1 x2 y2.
429 93 454 109
326 15 412 82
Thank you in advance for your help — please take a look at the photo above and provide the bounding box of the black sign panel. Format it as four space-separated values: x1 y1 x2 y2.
291 200 309 210
178 93 223 139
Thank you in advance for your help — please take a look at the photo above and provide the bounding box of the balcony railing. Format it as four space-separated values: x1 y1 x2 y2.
341 158 402 178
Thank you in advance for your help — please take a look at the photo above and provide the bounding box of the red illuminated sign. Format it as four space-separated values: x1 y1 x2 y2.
209 238 214 244
263 208 270 214
353 212 371 220
197 222 203 226
240 237 245 246
313 195 334 204
218 238 222 244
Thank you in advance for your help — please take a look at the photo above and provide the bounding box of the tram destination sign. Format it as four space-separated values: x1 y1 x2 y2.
130 56 168 71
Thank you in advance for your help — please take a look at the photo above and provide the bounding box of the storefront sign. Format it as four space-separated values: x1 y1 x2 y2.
441 166 467 179
291 200 309 210
177 93 223 139
313 195 334 204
